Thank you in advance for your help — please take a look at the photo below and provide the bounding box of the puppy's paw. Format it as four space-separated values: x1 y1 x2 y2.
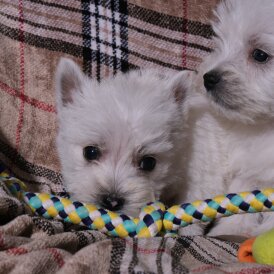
207 213 266 239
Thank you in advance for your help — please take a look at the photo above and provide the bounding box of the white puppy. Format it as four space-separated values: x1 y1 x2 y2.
55 58 192 217
183 0 274 238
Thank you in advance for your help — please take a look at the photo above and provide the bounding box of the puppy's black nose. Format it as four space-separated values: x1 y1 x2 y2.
101 195 125 211
203 71 221 90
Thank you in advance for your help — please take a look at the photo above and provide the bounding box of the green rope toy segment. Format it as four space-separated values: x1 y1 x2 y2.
1 165 274 238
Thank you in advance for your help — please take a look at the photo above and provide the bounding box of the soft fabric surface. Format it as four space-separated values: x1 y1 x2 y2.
1 183 273 273
0 0 272 273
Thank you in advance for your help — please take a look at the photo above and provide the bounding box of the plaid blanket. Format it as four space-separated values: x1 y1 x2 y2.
0 0 273 273
1 182 274 273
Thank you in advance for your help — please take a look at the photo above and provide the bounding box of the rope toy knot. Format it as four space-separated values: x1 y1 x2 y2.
137 201 166 237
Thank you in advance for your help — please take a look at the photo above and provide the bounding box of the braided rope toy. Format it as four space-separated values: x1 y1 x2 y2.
1 165 274 238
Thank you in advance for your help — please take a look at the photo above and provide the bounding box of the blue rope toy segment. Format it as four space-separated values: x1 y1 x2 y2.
1 164 274 238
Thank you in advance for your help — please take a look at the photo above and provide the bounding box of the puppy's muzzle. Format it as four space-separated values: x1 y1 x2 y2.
203 70 222 91
100 194 125 211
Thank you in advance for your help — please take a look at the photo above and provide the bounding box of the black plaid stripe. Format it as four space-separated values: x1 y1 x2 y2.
103 0 130 73
0 24 120 70
81 1 129 78
0 10 81 39
182 236 238 265
171 237 189 273
74 231 90 249
0 197 25 225
0 1 211 72
82 0 92 77
172 237 218 268
189 237 226 264
32 216 56 235
128 3 214 38
129 23 211 53
128 238 138 273
156 237 166 274
109 238 126 274
110 1 118 74
0 24 83 57
0 141 62 185
94 0 101 80
206 238 239 258
118 1 129 72
131 51 186 71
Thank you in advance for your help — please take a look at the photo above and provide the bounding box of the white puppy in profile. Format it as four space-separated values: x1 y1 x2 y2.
55 58 192 217
183 0 274 237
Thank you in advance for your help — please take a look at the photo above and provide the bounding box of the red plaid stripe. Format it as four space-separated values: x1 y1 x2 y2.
0 81 55 113
47 248 65 268
6 247 28 255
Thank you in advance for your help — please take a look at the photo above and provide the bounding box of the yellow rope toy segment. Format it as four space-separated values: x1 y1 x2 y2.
1 165 274 238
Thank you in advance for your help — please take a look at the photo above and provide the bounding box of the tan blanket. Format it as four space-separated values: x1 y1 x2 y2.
0 0 273 273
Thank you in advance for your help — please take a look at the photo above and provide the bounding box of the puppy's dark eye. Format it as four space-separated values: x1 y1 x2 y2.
252 49 269 63
139 156 156 172
83 146 101 161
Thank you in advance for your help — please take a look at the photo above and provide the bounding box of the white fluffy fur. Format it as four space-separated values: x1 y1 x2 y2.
183 0 274 237
55 58 192 217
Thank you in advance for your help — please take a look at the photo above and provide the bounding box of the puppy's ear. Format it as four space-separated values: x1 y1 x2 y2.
168 70 194 104
55 58 84 108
